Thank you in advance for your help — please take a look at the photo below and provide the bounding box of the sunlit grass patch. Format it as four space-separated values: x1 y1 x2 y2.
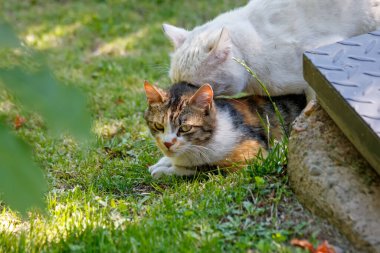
91 26 150 57
25 22 82 49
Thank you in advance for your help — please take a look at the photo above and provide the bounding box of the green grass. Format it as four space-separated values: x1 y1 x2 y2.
0 1 346 252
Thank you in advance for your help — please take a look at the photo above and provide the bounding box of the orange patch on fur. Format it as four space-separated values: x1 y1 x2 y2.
229 97 284 145
229 99 260 126
248 97 284 140
215 140 267 170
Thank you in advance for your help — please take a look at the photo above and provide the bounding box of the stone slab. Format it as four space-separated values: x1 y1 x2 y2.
288 102 380 253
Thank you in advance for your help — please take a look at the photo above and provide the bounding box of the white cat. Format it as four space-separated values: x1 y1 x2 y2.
163 0 380 98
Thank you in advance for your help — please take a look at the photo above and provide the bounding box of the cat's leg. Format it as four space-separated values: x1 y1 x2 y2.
149 156 172 171
172 166 197 177
148 157 196 178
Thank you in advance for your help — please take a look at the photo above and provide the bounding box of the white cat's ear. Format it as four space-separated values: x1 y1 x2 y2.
190 84 214 109
144 80 164 105
210 27 231 62
162 23 189 49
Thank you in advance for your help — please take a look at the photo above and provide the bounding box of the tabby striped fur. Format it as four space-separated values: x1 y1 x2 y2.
144 81 305 178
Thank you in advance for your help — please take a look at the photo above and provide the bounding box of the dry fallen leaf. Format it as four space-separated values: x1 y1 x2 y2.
315 240 336 253
291 239 315 252
14 115 26 129
115 97 124 105
291 239 336 253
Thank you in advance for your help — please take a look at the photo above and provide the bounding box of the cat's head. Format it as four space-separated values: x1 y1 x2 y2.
162 24 247 96
143 81 216 158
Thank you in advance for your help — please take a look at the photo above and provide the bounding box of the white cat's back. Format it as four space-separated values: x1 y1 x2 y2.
248 0 380 46
165 0 380 97
243 0 380 95
190 3 251 35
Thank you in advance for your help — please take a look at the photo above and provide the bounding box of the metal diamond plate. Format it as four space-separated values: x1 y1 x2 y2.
304 30 380 175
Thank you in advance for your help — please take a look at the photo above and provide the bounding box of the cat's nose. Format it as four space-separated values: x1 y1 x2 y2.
164 142 174 149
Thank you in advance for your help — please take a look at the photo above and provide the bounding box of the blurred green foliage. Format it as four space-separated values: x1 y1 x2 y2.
0 22 92 216
0 66 92 140
0 125 47 215
0 22 18 48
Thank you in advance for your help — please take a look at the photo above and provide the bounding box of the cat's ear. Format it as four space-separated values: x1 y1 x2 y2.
162 23 189 49
144 80 164 105
209 27 231 62
190 84 214 109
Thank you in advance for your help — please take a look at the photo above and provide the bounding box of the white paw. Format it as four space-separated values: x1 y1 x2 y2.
149 157 171 172
148 157 197 178
149 157 175 178
150 165 176 178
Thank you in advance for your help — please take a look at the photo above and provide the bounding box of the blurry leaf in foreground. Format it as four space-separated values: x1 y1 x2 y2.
0 21 92 216
0 21 20 48
0 123 47 216
0 66 92 141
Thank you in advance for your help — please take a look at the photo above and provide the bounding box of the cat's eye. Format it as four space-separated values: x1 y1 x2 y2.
179 125 192 133
153 122 164 131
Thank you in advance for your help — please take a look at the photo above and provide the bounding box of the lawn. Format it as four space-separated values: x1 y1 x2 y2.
1 1 349 252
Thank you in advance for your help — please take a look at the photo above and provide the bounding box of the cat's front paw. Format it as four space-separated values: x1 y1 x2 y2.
148 157 175 178
148 157 197 178
150 166 176 178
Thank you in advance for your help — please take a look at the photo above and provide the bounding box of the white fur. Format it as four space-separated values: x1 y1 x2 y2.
149 110 240 178
149 157 196 178
164 0 380 97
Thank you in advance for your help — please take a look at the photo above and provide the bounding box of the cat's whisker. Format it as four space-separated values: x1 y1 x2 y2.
183 146 209 164
188 144 214 153
195 148 212 162
186 145 215 164
179 147 208 165
186 145 214 157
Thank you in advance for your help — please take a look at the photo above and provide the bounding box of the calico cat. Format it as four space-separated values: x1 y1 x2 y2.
163 0 380 98
143 81 306 178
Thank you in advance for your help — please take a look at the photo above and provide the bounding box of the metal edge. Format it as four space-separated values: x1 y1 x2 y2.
303 54 380 175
